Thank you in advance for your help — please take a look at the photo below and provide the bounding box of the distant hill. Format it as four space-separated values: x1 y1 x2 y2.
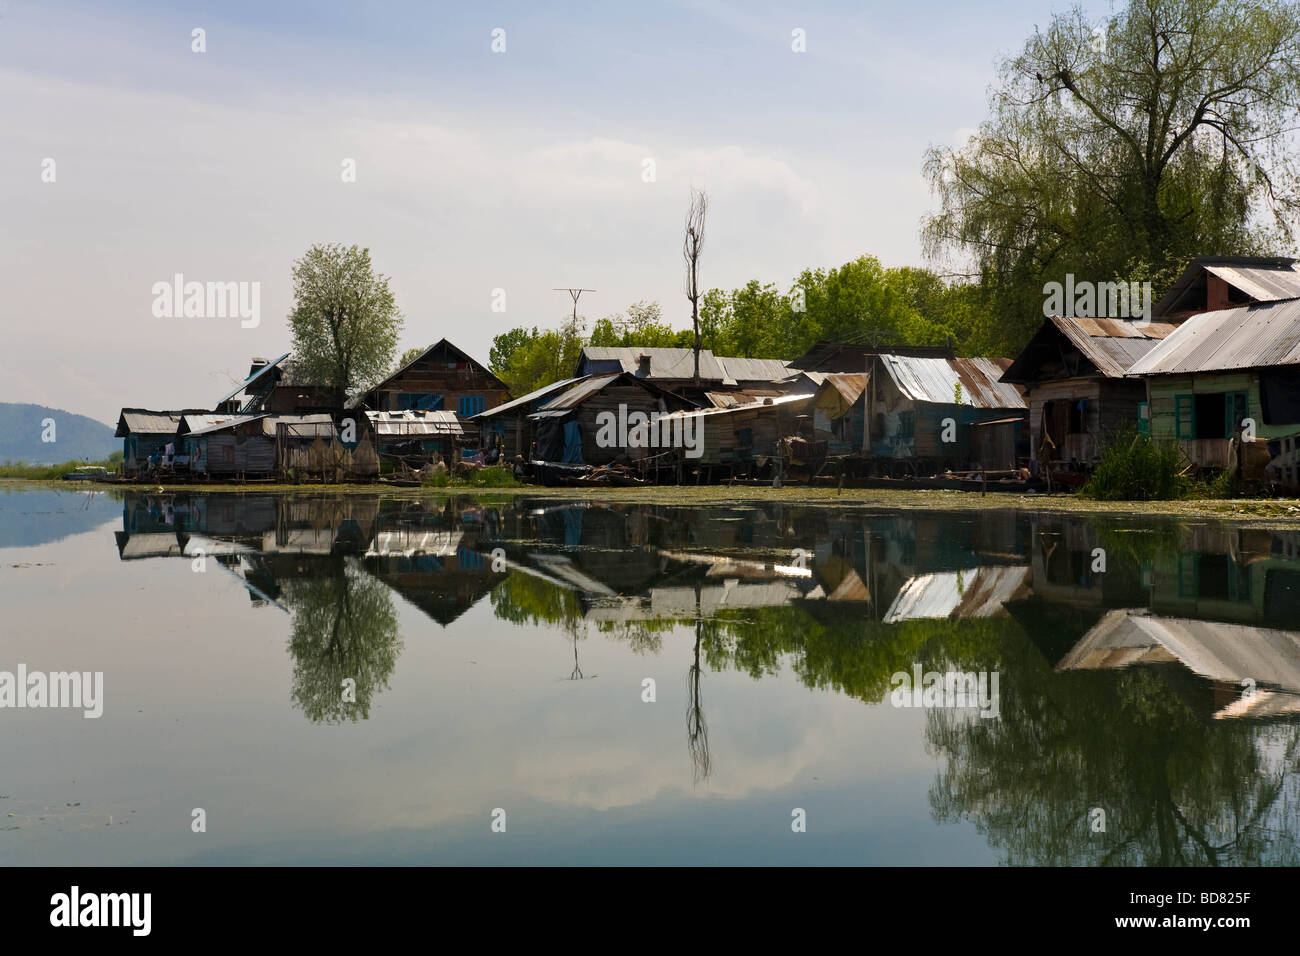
0 403 117 464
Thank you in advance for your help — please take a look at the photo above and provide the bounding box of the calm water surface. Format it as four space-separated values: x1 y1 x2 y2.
2 487 1299 865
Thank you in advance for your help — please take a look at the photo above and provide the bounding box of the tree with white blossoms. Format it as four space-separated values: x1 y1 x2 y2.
288 244 403 406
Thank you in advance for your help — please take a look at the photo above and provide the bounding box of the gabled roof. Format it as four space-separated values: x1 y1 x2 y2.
359 338 506 404
1127 297 1300 376
877 355 1026 409
115 408 208 437
1002 316 1175 382
1152 256 1300 318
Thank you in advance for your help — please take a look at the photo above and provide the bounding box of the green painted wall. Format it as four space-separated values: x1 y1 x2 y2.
1146 372 1293 441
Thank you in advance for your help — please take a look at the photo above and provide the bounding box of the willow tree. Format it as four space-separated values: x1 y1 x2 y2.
288 243 403 406
923 0 1300 352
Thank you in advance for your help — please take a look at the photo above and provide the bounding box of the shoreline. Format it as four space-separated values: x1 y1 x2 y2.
9 477 1300 523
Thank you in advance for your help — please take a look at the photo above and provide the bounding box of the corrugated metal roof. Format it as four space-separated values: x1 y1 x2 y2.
1127 297 1300 375
471 377 587 420
263 414 338 437
115 409 185 436
530 374 625 416
822 373 866 405
1204 262 1300 303
1050 316 1175 378
714 356 792 383
878 355 1025 409
183 413 268 437
365 409 464 436
1152 256 1300 318
579 347 727 381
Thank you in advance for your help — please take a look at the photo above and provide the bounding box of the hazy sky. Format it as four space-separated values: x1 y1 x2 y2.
1 0 1108 423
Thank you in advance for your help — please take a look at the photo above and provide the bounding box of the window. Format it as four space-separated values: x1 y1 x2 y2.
458 395 486 417
1174 394 1195 439
1226 391 1249 436
1137 401 1149 437
1184 391 1248 439
1067 399 1087 435
396 392 442 411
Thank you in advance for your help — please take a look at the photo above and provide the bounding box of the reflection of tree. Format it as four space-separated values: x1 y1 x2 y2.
490 570 595 679
687 620 711 783
490 570 584 629
281 558 401 724
924 629 1300 866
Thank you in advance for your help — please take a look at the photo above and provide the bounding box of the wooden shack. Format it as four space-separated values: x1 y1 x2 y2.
115 409 206 476
366 409 464 471
527 373 697 466
655 393 814 474
179 414 276 478
1000 316 1174 470
469 376 587 461
866 355 1027 472
1128 297 1300 477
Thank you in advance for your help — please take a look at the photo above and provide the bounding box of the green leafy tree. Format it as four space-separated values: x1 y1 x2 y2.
489 327 538 377
288 244 403 406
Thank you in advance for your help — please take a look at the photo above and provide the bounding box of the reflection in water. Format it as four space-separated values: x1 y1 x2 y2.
109 491 1300 864
282 559 400 724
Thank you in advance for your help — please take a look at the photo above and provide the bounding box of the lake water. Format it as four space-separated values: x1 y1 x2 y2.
2 486 1299 865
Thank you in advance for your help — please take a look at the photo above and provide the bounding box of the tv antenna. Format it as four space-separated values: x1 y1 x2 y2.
553 287 595 323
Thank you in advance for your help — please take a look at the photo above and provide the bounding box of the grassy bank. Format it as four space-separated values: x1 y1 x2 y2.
6 477 1300 523
0 456 119 480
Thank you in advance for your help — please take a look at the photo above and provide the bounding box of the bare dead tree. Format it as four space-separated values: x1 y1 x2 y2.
683 189 708 385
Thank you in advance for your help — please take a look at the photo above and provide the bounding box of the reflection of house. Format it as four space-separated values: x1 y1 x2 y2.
882 565 1031 623
1001 316 1173 468
866 354 1027 470
1059 609 1300 719
1148 528 1300 629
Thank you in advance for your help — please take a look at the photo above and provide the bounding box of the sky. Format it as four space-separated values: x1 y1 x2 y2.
0 0 1112 423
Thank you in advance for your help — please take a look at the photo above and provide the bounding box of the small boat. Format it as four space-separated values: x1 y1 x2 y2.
62 465 110 481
